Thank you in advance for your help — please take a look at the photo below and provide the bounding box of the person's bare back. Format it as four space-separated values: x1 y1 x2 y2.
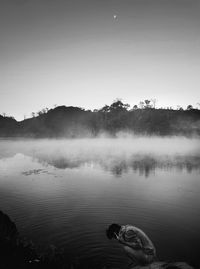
106 223 156 266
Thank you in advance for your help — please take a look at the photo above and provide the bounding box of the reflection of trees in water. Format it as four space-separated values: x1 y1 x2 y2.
0 150 200 178
130 157 157 177
47 157 82 169
109 161 128 177
31 154 200 178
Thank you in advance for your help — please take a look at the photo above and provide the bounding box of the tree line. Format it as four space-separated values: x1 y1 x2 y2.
0 99 200 137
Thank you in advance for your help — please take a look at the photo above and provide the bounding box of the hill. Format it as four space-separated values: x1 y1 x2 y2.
0 101 200 137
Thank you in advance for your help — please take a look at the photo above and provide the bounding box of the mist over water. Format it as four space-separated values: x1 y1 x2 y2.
0 136 200 268
1 136 200 176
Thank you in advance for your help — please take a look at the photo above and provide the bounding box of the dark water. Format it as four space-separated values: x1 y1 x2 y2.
0 137 200 268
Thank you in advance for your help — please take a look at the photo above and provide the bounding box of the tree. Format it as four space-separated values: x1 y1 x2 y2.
177 106 183 111
37 111 43 116
109 100 130 112
144 99 151 109
99 105 110 113
187 105 193 110
37 108 48 116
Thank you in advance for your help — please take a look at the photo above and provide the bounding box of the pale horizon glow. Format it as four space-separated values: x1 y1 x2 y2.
0 0 200 120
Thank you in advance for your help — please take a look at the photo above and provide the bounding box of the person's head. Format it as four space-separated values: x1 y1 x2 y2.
106 223 121 240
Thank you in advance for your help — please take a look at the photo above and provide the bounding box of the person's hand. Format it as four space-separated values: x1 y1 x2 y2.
114 233 119 240
143 247 154 255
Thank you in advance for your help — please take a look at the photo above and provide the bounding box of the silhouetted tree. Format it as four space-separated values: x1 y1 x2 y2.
109 100 130 112
98 105 110 113
177 106 183 111
144 99 151 109
187 105 193 110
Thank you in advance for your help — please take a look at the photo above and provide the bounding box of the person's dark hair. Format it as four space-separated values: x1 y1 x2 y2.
106 223 121 239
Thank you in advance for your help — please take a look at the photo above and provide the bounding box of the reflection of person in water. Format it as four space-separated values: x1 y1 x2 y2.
106 223 156 266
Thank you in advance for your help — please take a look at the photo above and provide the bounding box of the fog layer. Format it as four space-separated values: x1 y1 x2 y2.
0 136 200 177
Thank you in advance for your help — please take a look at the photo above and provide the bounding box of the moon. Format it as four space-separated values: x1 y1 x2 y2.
113 14 117 20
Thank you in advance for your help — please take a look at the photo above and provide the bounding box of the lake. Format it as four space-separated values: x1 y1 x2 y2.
0 136 200 268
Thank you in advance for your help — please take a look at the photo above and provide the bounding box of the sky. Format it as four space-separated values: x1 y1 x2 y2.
0 0 200 120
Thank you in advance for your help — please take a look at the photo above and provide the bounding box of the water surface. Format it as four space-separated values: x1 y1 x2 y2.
0 137 200 268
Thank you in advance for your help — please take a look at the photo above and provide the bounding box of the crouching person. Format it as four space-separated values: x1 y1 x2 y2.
106 223 156 266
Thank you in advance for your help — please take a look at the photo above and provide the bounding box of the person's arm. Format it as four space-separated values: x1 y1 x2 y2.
142 247 155 255
119 239 142 249
117 230 143 250
133 230 155 255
